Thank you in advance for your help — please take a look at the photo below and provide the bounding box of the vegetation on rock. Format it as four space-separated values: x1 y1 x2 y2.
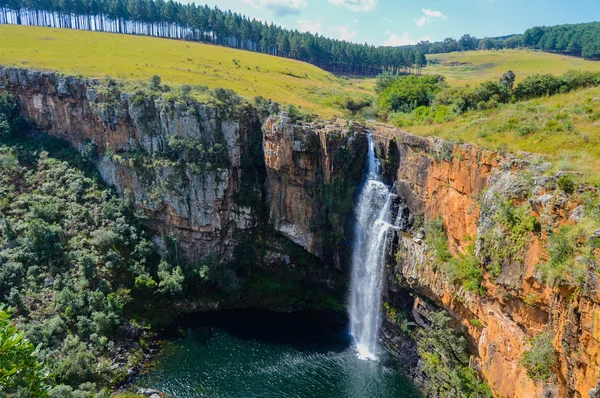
521 331 556 382
416 311 493 398
480 199 541 280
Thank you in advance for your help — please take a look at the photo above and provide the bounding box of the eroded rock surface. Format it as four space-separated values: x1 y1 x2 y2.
0 67 366 269
372 123 600 398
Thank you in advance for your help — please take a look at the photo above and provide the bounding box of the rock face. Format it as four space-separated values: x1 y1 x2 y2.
0 66 367 270
372 123 600 398
3 66 599 397
263 116 366 268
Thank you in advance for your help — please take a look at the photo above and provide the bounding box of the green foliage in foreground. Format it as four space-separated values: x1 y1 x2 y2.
0 139 161 393
0 307 49 397
521 331 556 382
417 311 492 398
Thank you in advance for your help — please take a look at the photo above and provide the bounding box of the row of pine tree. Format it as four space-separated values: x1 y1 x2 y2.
0 0 427 76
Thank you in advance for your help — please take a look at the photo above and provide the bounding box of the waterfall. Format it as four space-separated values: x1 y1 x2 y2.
349 134 394 361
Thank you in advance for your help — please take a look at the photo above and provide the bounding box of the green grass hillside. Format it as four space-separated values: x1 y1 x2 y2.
0 24 372 118
426 49 600 86
400 85 600 185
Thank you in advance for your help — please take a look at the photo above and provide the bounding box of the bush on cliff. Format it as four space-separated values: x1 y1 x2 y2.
425 218 452 264
425 219 486 295
0 92 25 139
377 74 447 114
445 244 486 295
521 331 556 382
417 311 493 397
538 224 592 288
480 199 541 280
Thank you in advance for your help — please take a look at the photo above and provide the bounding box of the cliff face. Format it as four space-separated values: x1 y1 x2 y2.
372 123 600 398
263 117 366 268
0 67 367 271
3 66 599 397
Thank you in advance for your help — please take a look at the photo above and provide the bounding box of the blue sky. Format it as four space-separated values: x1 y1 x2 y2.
187 0 600 46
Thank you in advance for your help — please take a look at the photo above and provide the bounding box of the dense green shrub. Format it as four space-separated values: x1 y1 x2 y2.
557 173 576 194
514 71 600 100
377 75 447 114
0 308 49 397
425 218 451 263
285 104 313 123
472 80 512 106
417 311 493 397
332 96 372 114
521 331 556 382
445 244 486 295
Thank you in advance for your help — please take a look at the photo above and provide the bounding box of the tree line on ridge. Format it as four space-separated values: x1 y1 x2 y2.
0 0 426 76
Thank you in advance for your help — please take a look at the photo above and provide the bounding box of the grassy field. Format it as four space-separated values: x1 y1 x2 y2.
402 85 600 185
0 24 372 117
425 49 600 86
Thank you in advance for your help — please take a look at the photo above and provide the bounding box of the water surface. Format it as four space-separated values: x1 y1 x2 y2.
138 310 420 398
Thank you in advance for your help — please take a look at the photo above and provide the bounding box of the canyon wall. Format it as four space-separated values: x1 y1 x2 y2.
2 66 599 397
372 123 600 398
0 67 367 272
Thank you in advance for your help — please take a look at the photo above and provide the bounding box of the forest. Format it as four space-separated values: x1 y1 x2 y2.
522 22 600 59
414 22 600 60
0 0 426 76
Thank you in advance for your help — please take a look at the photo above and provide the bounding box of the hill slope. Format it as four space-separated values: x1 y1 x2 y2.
426 49 600 86
0 24 371 117
397 84 600 185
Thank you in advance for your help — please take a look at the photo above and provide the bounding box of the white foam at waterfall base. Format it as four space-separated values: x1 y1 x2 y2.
348 135 394 361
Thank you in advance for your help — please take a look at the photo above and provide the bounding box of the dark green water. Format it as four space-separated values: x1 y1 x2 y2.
138 310 420 398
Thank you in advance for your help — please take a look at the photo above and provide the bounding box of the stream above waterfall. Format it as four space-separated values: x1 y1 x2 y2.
136 310 419 398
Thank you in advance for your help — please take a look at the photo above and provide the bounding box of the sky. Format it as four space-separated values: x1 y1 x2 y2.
183 0 600 46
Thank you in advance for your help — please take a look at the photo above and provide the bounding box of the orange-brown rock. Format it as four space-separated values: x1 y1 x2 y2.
372 123 600 398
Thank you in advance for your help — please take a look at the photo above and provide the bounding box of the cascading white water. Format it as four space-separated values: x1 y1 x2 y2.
349 135 394 361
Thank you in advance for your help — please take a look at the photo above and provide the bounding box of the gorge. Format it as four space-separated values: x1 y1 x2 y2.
2 66 600 398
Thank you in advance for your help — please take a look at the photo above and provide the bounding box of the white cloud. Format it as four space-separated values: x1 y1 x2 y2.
327 0 377 12
415 8 447 27
243 0 308 17
297 19 322 34
382 17 394 23
384 32 431 46
331 26 357 41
